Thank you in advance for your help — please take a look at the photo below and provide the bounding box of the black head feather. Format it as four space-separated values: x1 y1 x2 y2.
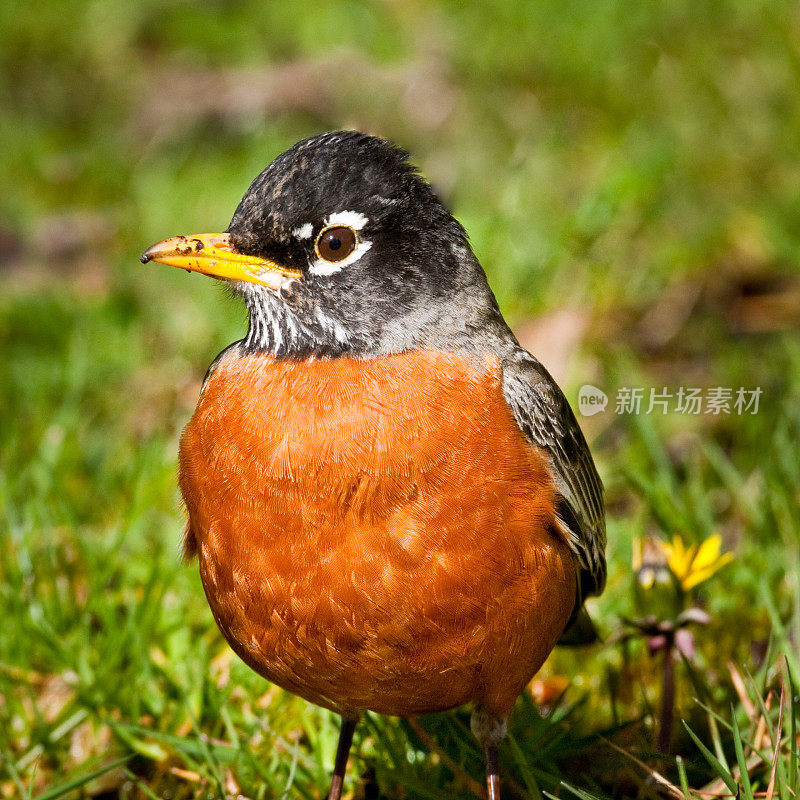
222 131 506 359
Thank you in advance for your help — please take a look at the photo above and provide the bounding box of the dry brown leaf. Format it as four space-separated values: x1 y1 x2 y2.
529 674 570 707
514 308 590 386
170 766 202 783
727 661 755 718
37 674 76 724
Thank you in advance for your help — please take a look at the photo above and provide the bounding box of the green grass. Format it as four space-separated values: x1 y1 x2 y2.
2 0 800 797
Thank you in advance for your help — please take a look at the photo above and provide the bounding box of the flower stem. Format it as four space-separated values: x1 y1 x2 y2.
658 637 675 753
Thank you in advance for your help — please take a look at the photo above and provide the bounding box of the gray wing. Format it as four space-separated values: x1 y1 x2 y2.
502 350 607 600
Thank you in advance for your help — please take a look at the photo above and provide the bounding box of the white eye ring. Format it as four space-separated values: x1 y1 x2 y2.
314 225 359 263
308 212 373 276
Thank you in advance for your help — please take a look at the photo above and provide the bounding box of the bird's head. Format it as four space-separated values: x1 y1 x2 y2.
142 131 502 358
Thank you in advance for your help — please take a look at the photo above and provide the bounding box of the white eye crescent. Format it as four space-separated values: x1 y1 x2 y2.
308 211 372 276
293 222 314 240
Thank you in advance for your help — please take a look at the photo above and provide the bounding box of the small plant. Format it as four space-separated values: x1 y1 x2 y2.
619 534 734 752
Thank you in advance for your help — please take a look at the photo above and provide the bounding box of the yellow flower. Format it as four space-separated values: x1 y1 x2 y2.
662 534 734 591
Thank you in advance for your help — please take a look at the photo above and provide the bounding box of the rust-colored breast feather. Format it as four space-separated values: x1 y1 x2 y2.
179 349 576 719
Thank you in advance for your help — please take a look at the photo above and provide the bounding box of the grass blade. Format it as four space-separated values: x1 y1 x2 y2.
675 756 691 800
507 731 544 800
32 756 132 800
683 721 738 796
731 706 754 800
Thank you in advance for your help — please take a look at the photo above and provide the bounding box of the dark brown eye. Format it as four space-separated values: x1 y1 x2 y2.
316 226 357 262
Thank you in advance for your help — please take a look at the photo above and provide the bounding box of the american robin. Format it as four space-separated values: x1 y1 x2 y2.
141 131 606 800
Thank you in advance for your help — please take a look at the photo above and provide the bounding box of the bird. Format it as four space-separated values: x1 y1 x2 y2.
141 131 606 800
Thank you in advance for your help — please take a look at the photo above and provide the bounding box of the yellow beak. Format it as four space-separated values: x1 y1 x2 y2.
140 233 300 289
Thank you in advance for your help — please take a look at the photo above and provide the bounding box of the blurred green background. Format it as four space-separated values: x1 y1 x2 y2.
2 1 800 798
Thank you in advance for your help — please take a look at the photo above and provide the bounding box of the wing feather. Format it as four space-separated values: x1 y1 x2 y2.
502 351 606 598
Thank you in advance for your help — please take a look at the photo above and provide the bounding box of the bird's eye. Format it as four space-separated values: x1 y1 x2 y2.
315 226 357 263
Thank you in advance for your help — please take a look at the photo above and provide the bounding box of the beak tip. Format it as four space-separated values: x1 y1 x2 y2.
140 252 151 264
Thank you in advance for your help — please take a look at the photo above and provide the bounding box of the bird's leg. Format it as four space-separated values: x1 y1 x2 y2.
470 707 507 800
485 742 500 799
327 715 358 800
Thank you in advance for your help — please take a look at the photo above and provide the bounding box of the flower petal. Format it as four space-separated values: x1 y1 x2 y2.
690 534 724 571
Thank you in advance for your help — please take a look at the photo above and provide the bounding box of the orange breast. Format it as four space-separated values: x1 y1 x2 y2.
179 349 575 719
